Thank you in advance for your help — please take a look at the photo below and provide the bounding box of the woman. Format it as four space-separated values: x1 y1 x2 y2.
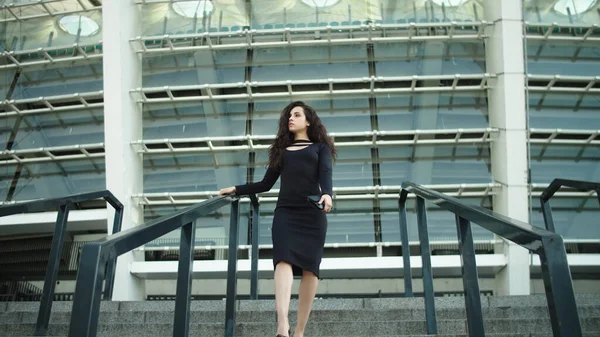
218 101 336 337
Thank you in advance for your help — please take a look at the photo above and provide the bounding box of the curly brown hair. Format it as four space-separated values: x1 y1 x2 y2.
268 101 337 170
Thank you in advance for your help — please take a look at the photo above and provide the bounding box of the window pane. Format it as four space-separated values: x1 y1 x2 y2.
527 41 600 76
531 197 600 240
143 101 247 139
375 41 486 76
524 0 600 25
8 160 105 201
379 144 492 185
529 145 600 183
377 92 489 130
380 198 494 242
528 93 600 129
11 108 104 150
144 152 249 193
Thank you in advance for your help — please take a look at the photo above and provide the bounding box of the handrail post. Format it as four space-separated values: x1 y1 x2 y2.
539 235 582 337
415 197 437 335
398 190 413 297
225 200 241 337
455 215 484 337
173 222 196 337
540 197 557 233
103 206 123 300
249 194 260 300
34 202 71 336
68 243 107 337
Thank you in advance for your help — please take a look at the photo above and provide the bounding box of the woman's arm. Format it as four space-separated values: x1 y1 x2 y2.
318 143 333 196
234 166 280 195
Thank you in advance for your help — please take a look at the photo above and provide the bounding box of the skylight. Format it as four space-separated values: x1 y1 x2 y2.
172 0 214 18
58 15 100 37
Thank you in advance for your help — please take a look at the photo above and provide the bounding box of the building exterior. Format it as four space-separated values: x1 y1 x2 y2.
1 0 599 301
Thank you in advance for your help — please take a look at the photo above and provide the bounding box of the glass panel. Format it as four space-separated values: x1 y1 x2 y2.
10 63 103 100
139 0 485 33
531 197 600 239
252 45 369 81
333 147 374 187
143 101 247 139
377 92 489 130
0 117 16 150
379 144 492 185
528 93 600 129
526 41 600 76
524 0 600 25
0 166 13 201
529 144 600 183
375 41 486 76
253 97 372 135
144 202 251 248
142 50 247 87
8 159 105 201
380 198 494 242
1 7 102 51
144 152 249 193
10 108 104 150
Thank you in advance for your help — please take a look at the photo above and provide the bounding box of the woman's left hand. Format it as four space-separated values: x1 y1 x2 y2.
319 194 333 212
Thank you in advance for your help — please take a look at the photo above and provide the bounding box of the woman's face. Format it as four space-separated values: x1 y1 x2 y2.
288 106 309 134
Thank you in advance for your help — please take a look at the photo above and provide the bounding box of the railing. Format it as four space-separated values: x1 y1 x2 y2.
0 190 123 337
67 193 259 337
541 178 600 233
400 181 582 337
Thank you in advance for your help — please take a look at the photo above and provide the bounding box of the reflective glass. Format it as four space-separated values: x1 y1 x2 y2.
144 203 251 247
524 0 600 25
252 45 369 81
142 51 247 87
380 197 494 242
144 152 249 193
0 7 102 51
526 41 600 76
375 41 486 76
10 63 104 99
531 197 600 239
377 92 489 130
143 101 247 139
527 93 600 129
0 117 15 150
139 0 485 34
253 98 372 134
529 144 600 183
379 144 492 185
10 108 104 150
7 160 105 201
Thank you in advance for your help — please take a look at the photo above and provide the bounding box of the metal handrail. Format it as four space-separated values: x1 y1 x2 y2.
400 181 581 337
0 190 123 337
67 193 259 337
541 178 600 233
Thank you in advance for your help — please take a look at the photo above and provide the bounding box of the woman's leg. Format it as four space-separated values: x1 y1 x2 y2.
294 270 319 337
274 261 294 335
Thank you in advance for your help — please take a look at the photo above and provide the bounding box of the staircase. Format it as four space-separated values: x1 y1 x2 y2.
1 294 599 337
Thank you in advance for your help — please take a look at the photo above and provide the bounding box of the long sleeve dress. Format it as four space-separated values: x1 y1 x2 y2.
234 140 333 277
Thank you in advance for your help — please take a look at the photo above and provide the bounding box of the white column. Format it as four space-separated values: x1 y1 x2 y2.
484 0 531 295
102 0 145 300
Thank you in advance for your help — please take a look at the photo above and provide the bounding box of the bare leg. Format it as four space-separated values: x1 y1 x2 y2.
294 270 319 337
275 262 293 336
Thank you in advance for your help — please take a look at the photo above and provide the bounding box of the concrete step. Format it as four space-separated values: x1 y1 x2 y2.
1 318 600 337
2 305 600 325
1 295 599 336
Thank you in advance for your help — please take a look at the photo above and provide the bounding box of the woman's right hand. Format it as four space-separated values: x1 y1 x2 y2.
218 186 236 196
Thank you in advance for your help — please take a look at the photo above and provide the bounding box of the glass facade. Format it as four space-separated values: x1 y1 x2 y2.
1 0 598 248
523 0 600 239
0 1 104 202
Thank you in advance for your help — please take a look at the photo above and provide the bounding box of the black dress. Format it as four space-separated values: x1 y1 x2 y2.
235 140 333 277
